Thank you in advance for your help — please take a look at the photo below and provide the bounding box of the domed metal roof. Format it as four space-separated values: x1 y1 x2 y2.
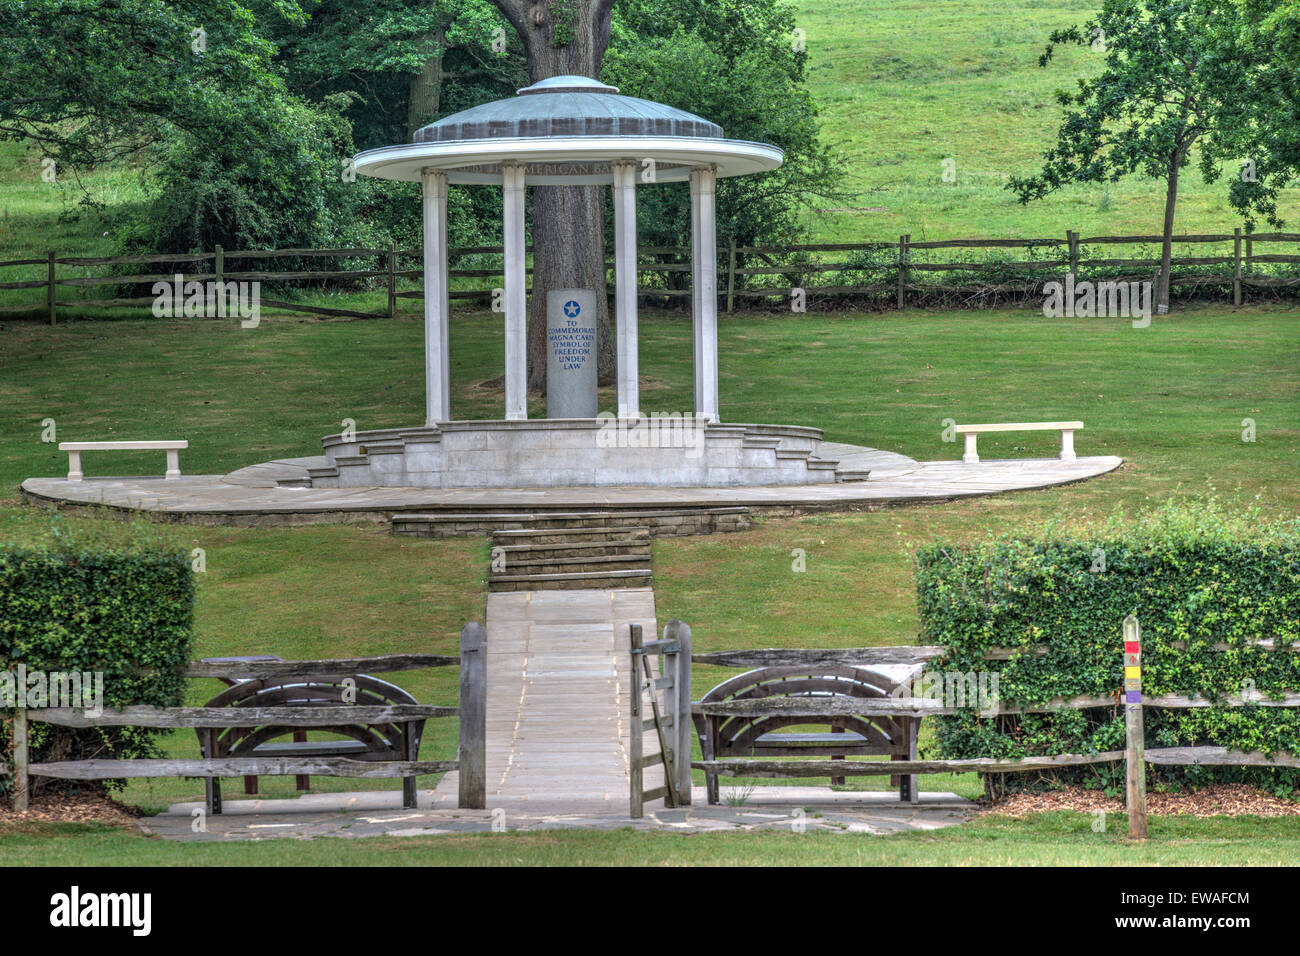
414 76 723 144
353 75 782 186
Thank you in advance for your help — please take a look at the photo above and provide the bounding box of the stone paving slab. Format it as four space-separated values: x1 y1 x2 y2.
139 786 976 841
21 455 1123 526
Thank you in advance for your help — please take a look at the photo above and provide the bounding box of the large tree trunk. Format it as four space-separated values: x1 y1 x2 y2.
407 30 444 139
1157 145 1186 315
492 0 617 389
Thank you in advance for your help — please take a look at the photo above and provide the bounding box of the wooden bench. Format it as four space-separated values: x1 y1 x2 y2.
197 672 427 813
19 647 478 815
201 655 312 795
693 666 923 804
59 440 187 480
953 421 1082 463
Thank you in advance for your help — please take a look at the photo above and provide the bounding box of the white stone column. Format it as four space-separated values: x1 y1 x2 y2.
421 169 451 424
690 166 719 422
502 162 528 420
612 160 640 419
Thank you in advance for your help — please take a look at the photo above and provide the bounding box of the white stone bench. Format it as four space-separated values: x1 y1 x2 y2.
953 422 1082 463
58 440 188 481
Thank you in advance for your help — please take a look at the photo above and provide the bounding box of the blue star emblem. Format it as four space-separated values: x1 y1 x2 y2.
563 300 581 318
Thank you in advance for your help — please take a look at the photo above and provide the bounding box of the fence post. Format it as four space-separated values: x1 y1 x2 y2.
214 244 223 289
1245 233 1253 278
1233 228 1243 307
666 620 693 805
1067 229 1079 276
897 234 909 310
458 621 487 809
12 706 28 811
387 240 397 318
629 623 644 818
47 250 55 325
1123 613 1147 839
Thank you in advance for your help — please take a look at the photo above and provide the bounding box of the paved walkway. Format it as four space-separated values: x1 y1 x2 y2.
483 588 661 809
139 785 976 841
20 453 1123 525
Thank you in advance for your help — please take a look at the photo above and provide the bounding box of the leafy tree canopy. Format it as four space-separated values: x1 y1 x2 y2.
0 0 843 253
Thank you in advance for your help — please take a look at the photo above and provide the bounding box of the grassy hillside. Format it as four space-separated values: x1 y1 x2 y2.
792 0 1300 242
0 139 138 259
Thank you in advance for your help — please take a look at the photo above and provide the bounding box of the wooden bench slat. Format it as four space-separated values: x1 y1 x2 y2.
695 698 954 717
250 741 370 756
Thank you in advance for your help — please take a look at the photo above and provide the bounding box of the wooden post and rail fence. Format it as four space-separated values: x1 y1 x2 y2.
6 614 1296 834
7 622 488 815
687 614 1300 840
3 231 1298 322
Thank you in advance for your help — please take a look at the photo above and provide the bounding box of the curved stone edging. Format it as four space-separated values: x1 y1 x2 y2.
19 455 1124 528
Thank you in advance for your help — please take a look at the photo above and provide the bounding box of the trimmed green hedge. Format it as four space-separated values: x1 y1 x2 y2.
915 500 1300 796
1 515 194 797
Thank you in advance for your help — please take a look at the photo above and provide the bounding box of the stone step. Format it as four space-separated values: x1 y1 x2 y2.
488 568 654 592
491 526 651 546
489 566 654 581
492 541 652 560
491 524 650 537
390 507 750 538
488 564 650 580
495 553 652 572
835 468 873 482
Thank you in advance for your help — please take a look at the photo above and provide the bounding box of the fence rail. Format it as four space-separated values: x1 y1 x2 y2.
3 229 1298 321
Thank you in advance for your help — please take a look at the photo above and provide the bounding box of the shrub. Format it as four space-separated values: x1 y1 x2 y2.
915 499 1300 796
1 514 195 799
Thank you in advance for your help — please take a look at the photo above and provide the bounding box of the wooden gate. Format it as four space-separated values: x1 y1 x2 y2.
629 620 692 817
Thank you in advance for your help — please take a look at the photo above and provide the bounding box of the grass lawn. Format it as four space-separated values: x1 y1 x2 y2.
1 300 1296 862
792 0 1300 242
5 813 1300 866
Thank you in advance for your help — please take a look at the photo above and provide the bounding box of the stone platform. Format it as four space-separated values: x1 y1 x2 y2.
139 785 977 841
315 420 867 489
20 447 1123 527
